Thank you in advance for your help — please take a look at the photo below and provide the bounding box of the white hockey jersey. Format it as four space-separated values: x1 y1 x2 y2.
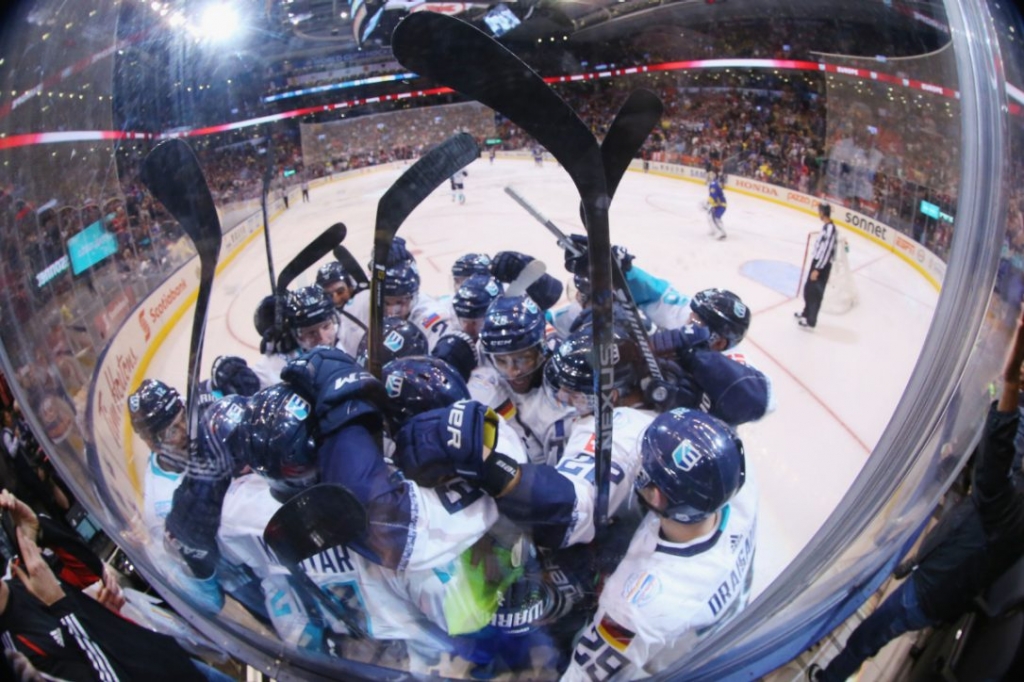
554 407 654 547
339 289 453 356
561 466 759 681
467 365 574 466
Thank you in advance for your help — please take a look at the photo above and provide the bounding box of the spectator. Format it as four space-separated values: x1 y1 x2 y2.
808 303 1024 681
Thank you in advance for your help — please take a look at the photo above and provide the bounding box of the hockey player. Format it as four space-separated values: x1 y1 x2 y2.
316 260 357 310
355 316 429 368
287 285 343 352
561 408 758 681
450 169 468 204
452 274 503 341
399 323 652 550
558 234 693 332
223 384 455 668
339 258 454 355
650 288 774 426
471 294 574 465
707 170 728 240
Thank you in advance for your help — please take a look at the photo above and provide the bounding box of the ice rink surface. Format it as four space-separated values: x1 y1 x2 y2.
143 156 939 598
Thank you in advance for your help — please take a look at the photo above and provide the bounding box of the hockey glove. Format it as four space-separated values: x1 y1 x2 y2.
562 234 634 276
431 331 478 381
282 347 387 435
650 323 712 366
393 401 520 497
211 355 260 397
387 235 413 267
491 251 534 283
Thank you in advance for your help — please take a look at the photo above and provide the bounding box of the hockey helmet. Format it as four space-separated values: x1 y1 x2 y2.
381 356 470 427
689 288 750 350
198 394 249 476
544 323 642 413
453 274 503 337
286 286 339 350
315 260 352 289
239 385 319 500
128 379 185 450
356 316 429 367
479 294 546 355
383 260 421 298
635 408 745 524
451 253 492 285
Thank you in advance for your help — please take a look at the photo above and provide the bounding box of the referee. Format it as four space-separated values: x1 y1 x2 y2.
796 203 837 329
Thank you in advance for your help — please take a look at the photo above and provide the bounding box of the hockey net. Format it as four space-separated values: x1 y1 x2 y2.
802 231 859 314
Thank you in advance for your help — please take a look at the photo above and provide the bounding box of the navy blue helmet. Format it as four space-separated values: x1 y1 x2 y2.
479 295 546 355
690 288 750 350
356 316 429 367
453 274 503 320
286 285 335 330
199 394 249 477
316 261 352 289
381 356 470 428
635 408 745 524
239 385 319 500
544 323 642 408
384 261 421 298
128 379 183 445
451 253 492 281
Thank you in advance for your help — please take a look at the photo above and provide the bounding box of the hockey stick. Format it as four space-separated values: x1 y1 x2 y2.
505 186 670 404
393 13 613 526
139 139 222 441
332 244 370 294
504 258 547 298
368 132 479 379
264 483 369 638
275 222 348 294
260 130 277 292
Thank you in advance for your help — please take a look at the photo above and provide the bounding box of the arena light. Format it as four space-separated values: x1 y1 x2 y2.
199 3 240 41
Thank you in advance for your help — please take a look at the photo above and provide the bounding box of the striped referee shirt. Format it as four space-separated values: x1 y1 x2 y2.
810 219 837 271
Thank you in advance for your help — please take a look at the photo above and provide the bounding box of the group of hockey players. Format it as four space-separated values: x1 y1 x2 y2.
127 229 774 680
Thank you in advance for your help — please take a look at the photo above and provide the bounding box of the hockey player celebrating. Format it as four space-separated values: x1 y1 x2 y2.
556 234 693 334
316 260 357 311
470 294 574 465
649 288 774 426
355 316 430 368
451 253 493 291
287 285 343 352
707 170 728 240
252 293 300 389
561 408 758 681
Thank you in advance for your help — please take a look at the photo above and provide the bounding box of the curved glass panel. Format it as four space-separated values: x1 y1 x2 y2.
0 0 1020 680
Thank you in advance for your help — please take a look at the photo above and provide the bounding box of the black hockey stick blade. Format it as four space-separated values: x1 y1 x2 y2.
601 89 664 199
393 13 604 206
139 139 222 440
368 131 479 379
392 12 614 528
263 483 368 565
276 222 347 294
332 244 370 292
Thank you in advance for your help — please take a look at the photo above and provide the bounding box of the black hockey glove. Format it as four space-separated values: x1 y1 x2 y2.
652 359 704 411
562 233 634 276
282 348 387 436
387 236 413 267
210 355 260 397
431 331 478 381
491 251 534 283
650 323 712 369
393 401 519 497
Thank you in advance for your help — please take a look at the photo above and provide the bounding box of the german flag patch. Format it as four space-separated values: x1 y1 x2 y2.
496 399 516 420
596 613 636 652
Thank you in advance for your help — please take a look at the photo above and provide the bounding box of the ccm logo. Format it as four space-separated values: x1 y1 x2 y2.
447 400 468 448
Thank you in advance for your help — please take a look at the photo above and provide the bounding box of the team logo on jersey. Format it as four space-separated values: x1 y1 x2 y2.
129 395 140 412
384 330 405 352
584 434 596 454
385 374 404 398
596 613 636 652
283 394 310 421
621 571 662 607
672 440 702 471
